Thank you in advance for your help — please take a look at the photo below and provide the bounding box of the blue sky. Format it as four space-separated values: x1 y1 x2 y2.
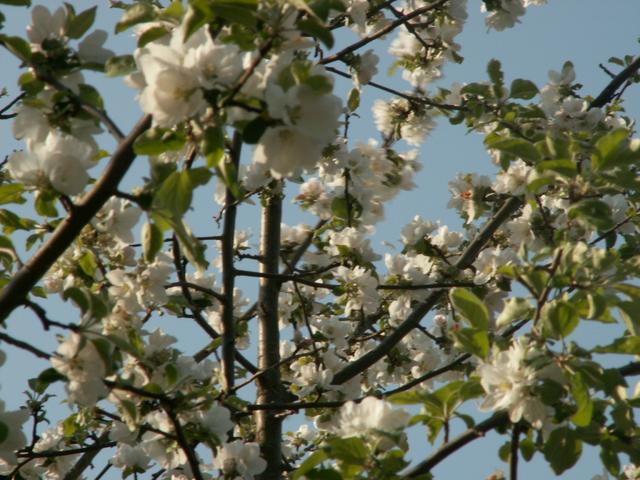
1 1 639 478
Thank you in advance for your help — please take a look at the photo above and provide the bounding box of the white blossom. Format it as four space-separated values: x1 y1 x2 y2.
335 397 409 450
477 339 551 428
213 441 266 480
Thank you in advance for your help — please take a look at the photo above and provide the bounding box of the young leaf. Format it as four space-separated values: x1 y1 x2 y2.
65 6 97 39
450 287 490 330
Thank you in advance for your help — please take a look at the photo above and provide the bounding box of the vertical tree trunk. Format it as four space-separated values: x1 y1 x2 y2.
256 183 283 479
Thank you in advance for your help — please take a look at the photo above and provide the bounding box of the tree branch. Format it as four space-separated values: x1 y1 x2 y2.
0 114 152 322
319 0 448 65
590 55 640 109
220 131 242 392
256 185 284 479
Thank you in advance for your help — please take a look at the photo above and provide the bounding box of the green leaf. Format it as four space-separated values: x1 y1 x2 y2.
138 25 170 47
142 222 164 263
509 79 538 99
0 34 31 61
134 128 186 156
183 3 212 41
63 287 90 313
520 436 536 461
241 117 269 144
0 184 25 205
592 128 640 172
77 250 98 277
154 171 192 216
28 368 65 394
326 437 368 465
541 300 579 338
543 427 582 475
65 6 96 39
592 336 640 354
570 372 593 427
115 3 155 33
452 328 490 358
450 287 490 330
297 17 334 49
105 54 136 77
485 136 540 163
78 83 103 110
155 213 208 270
347 88 360 112
292 450 328 480
0 421 8 445
568 199 614 230
617 301 640 336
211 0 258 28
0 0 31 5
536 159 576 177
201 126 225 168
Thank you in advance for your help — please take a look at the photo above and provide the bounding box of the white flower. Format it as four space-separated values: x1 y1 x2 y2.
183 32 243 88
8 132 94 196
353 50 379 86
482 0 526 31
372 98 435 146
336 397 409 450
214 441 267 480
135 41 205 127
477 339 550 428
78 29 114 64
473 247 518 284
26 5 66 46
94 198 141 245
0 401 28 467
111 444 151 471
192 404 233 441
493 159 532 196
334 266 379 315
51 333 108 406
253 126 324 179
624 464 640 479
401 215 438 246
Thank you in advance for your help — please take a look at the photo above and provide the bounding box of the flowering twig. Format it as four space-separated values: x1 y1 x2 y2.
0 331 51 359
320 0 449 65
0 114 152 323
331 196 523 385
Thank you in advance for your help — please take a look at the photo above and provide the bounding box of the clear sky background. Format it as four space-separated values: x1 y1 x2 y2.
1 1 640 479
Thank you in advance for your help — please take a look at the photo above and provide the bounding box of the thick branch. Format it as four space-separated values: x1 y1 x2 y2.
590 55 640 109
255 186 284 480
0 115 152 322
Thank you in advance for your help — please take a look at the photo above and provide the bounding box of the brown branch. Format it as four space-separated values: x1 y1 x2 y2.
510 424 520 480
255 186 284 479
319 0 448 65
590 55 640 109
165 281 225 303
0 114 152 322
404 411 509 477
220 132 242 392
0 331 51 359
